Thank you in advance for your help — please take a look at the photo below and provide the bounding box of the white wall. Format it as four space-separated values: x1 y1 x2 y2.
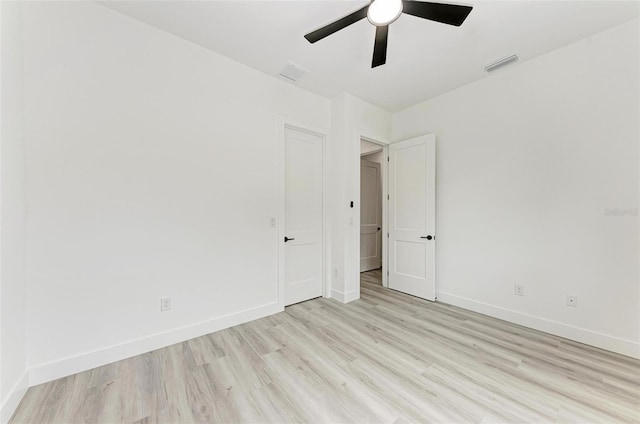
393 19 640 357
0 1 28 422
330 93 391 302
22 1 331 385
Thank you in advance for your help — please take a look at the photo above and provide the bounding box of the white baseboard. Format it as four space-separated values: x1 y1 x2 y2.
436 291 640 359
28 301 283 386
0 371 28 424
331 288 359 303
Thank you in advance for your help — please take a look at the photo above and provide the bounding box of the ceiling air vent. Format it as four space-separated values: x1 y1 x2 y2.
279 61 309 82
484 54 519 73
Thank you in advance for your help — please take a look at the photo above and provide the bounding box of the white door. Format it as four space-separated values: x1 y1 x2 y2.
284 127 323 306
360 159 382 272
388 134 436 300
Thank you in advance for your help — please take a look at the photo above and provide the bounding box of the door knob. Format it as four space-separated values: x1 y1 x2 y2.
377 227 381 231
420 235 434 240
284 236 295 242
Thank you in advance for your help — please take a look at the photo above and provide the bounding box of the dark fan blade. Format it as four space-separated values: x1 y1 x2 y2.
402 1 472 26
372 25 388 68
304 5 369 43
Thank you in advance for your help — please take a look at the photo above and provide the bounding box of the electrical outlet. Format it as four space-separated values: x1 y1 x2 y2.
514 285 525 296
269 217 276 228
566 295 577 307
333 268 338 278
160 297 172 312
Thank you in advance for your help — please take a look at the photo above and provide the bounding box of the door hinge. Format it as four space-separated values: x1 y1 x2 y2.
387 156 390 162
387 233 389 238
387 194 390 200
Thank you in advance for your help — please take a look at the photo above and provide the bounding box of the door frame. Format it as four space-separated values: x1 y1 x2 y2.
278 117 329 309
355 136 390 298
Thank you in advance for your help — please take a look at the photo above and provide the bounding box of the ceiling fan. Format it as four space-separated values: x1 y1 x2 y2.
304 0 473 68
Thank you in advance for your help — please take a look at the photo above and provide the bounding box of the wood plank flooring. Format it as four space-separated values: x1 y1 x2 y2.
11 269 640 423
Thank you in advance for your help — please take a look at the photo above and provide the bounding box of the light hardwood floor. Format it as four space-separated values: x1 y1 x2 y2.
11 269 640 423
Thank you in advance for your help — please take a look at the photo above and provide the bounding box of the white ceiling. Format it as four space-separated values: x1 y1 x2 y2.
100 0 639 112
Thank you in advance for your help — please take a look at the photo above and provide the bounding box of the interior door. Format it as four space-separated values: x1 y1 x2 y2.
284 126 323 306
360 159 382 272
388 134 436 300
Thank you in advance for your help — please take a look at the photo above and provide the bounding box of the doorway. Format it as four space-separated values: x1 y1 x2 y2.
357 134 437 301
359 139 386 287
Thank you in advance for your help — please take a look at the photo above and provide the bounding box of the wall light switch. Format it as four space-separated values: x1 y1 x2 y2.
160 297 172 312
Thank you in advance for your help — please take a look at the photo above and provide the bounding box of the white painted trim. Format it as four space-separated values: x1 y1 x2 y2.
322 130 330 299
437 291 640 359
28 301 282 386
277 117 286 308
380 145 389 288
0 372 29 424
277 116 330 306
330 288 359 304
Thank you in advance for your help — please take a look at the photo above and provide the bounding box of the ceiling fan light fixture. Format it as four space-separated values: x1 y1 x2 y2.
304 0 473 68
367 0 403 26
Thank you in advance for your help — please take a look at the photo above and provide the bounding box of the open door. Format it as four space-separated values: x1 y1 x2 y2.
388 134 436 301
